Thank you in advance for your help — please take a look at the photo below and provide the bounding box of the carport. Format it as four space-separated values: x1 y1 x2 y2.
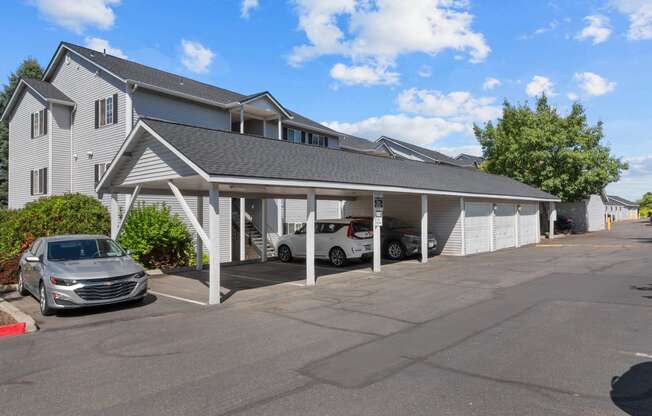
97 118 559 305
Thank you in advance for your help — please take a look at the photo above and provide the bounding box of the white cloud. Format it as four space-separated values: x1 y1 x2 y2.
322 87 501 147
324 114 468 145
241 0 259 18
525 75 555 97
574 72 616 96
180 40 215 73
30 0 120 33
575 15 612 44
607 153 652 200
612 0 652 40
289 0 490 85
397 88 501 122
84 37 127 59
330 63 399 86
567 92 579 101
520 19 562 39
482 77 501 90
437 144 483 158
418 65 432 78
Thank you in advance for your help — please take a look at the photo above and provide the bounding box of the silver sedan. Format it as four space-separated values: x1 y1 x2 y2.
17 235 148 316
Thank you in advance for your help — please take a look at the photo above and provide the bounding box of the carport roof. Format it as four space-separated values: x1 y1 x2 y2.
99 118 559 201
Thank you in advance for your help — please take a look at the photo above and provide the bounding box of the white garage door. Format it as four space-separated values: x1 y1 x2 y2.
464 202 492 255
494 203 516 250
518 204 539 246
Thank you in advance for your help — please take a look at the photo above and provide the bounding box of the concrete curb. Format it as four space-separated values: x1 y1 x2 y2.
0 295 38 334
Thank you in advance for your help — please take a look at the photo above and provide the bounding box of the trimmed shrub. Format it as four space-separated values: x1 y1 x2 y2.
0 194 110 283
118 204 193 269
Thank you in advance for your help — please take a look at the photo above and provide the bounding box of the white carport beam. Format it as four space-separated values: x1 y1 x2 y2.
168 181 211 254
261 199 267 262
239 198 245 261
306 190 316 286
421 194 428 264
113 185 141 240
195 196 204 271
110 194 120 240
208 184 221 305
549 201 556 240
240 105 245 134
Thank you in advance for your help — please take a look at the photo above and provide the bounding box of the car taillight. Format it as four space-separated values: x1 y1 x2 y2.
347 223 372 239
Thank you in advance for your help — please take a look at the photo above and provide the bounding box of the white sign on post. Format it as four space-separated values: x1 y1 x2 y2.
373 192 383 227
374 216 383 227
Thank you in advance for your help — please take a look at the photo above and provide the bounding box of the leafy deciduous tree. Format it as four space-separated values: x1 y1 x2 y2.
473 95 627 202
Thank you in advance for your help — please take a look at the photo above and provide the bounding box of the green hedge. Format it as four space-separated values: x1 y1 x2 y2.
0 194 110 262
118 203 193 269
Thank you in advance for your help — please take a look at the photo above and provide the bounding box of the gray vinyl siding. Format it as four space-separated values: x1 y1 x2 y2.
585 194 605 232
111 135 195 186
7 88 50 208
132 89 229 130
284 199 342 223
50 103 71 195
50 50 126 198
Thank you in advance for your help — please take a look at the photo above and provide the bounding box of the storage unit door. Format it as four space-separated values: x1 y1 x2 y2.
518 204 539 246
494 203 516 250
464 202 492 255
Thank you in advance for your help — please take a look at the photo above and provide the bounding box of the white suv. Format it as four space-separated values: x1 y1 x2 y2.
276 219 373 266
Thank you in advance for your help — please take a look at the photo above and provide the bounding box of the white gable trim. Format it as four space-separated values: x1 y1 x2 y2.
43 43 127 84
0 79 75 122
95 120 209 194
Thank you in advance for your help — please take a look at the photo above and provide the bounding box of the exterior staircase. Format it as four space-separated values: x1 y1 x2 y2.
245 218 276 258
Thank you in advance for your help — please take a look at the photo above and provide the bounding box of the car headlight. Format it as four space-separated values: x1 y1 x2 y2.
133 271 147 279
49 276 77 286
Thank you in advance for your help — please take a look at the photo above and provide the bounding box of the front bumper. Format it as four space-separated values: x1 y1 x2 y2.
348 243 374 259
47 276 148 309
404 238 438 256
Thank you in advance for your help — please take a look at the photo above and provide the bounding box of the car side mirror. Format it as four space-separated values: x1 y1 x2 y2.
25 256 40 263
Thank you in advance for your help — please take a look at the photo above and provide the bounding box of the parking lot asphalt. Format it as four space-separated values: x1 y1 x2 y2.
1 220 651 415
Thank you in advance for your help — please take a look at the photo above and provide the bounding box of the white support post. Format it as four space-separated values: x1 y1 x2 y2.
277 199 283 236
515 205 520 248
168 181 211 252
261 199 267 262
306 190 316 286
208 184 221 305
240 105 245 134
196 196 204 271
373 198 381 273
420 194 428 264
549 201 556 240
460 197 466 256
263 119 267 138
490 204 496 252
277 118 282 140
114 185 141 240
110 194 120 240
239 198 246 261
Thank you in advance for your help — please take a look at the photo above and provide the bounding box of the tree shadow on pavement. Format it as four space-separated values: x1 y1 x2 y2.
611 362 652 415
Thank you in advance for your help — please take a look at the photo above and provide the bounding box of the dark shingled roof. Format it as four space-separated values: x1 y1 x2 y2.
140 118 557 201
23 78 73 103
339 134 383 152
59 42 337 135
608 195 638 207
379 136 462 166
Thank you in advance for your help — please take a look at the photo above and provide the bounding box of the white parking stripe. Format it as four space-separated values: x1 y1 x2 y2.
149 290 208 306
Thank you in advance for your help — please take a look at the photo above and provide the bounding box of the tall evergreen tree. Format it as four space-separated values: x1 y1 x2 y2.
474 95 628 202
0 58 44 208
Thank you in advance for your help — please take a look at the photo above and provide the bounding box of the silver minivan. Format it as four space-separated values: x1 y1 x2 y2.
18 235 148 316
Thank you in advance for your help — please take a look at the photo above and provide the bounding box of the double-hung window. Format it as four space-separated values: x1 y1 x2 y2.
30 109 47 138
94 163 109 185
95 94 118 128
30 168 48 196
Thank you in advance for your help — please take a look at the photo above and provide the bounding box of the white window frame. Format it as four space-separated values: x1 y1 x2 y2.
31 109 46 138
98 95 114 128
94 162 109 185
31 167 48 196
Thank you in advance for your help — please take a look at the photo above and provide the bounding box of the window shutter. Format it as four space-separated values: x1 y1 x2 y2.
42 109 48 135
42 168 48 195
113 93 118 124
94 164 99 185
30 170 34 196
94 100 99 129
30 113 34 138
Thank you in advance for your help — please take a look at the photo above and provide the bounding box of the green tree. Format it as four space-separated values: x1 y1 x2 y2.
474 95 627 202
0 58 44 208
639 192 652 217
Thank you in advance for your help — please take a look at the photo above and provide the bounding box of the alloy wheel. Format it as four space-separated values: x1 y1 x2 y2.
387 241 404 260
329 247 346 267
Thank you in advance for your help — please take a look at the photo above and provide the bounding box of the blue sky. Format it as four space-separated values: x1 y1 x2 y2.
2 0 651 200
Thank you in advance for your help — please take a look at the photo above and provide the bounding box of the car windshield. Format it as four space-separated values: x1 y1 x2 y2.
47 239 125 261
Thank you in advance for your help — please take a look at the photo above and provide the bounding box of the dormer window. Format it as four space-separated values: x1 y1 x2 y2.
283 126 330 147
30 109 47 138
95 94 118 128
